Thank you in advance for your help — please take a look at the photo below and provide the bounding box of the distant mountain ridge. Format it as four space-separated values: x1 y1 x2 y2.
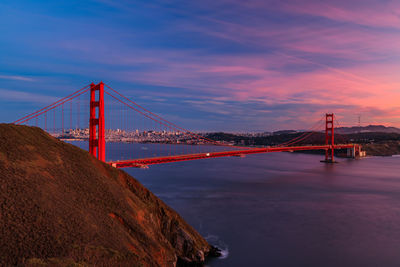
272 130 297 135
271 125 400 135
335 125 400 134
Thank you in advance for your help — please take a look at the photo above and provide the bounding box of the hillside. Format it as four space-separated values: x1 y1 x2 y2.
362 141 400 156
0 124 219 266
336 125 400 134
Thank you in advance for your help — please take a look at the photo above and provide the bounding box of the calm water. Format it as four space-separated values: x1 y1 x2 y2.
72 142 400 266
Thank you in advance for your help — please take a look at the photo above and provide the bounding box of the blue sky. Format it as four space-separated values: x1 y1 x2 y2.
1 0 399 131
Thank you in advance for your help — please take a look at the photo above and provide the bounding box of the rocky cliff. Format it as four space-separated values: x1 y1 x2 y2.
0 124 219 266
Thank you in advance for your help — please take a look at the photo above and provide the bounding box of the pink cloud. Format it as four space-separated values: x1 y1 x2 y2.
15 0 400 128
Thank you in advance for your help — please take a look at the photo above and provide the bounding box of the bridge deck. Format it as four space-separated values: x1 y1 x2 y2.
108 144 356 168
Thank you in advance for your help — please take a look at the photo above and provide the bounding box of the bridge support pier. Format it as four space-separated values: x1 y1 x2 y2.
89 82 105 162
347 145 365 158
321 113 337 163
347 146 356 158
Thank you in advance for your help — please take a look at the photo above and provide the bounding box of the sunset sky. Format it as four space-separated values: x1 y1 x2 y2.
1 0 399 131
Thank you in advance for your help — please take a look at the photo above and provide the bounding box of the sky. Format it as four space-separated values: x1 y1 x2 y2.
0 0 399 131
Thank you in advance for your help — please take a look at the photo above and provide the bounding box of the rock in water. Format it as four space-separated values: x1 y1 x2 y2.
0 124 217 266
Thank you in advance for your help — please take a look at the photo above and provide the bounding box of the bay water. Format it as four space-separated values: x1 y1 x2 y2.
72 142 400 266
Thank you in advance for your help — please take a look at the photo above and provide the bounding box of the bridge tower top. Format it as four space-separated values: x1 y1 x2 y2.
324 113 335 163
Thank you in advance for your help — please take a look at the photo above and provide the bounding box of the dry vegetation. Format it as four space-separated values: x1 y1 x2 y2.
362 141 400 156
0 124 217 266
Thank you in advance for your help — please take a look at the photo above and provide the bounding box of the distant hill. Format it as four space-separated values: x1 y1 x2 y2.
270 125 400 135
336 125 400 134
272 130 298 135
0 124 218 266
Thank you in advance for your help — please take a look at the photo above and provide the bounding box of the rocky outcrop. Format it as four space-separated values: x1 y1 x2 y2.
362 141 400 156
0 124 219 266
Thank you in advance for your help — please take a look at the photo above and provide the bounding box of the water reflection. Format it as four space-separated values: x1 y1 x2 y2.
69 141 400 267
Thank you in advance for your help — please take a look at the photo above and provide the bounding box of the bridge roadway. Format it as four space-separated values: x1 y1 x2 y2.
108 144 356 168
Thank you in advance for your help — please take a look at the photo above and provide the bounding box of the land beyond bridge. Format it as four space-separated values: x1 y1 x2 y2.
205 128 400 157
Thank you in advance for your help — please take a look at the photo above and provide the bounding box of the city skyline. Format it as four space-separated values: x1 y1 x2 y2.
1 0 399 131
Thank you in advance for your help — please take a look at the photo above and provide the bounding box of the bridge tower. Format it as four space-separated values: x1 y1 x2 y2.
89 82 105 162
322 113 335 163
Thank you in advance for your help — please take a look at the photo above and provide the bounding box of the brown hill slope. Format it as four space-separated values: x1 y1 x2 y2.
0 124 218 266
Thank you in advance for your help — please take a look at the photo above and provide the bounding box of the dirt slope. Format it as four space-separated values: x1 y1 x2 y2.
0 124 218 266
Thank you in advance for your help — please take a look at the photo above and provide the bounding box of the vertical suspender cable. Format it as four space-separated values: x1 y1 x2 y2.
53 108 55 133
77 95 80 129
62 104 64 134
70 101 72 131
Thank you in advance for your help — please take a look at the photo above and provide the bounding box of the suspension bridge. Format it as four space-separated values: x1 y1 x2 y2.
13 82 362 168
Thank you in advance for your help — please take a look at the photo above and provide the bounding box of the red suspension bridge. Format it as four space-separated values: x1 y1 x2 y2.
13 82 362 168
